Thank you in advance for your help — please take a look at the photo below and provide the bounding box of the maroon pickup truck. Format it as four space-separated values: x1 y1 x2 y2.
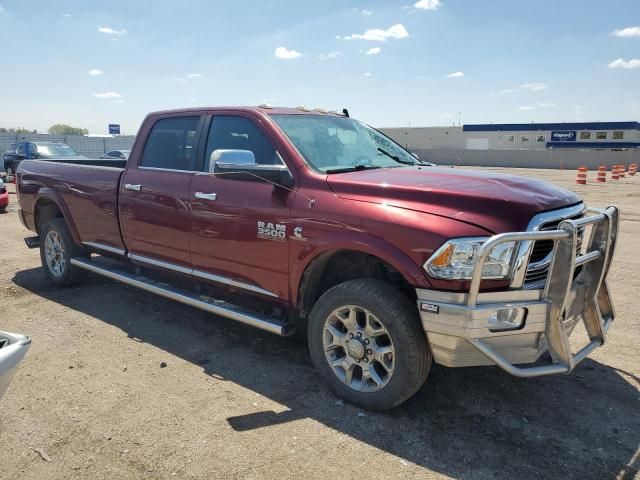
16 106 619 410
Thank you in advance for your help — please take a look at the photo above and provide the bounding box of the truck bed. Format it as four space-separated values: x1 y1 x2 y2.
17 159 126 252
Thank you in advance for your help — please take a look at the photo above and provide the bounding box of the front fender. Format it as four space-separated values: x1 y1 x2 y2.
289 231 432 306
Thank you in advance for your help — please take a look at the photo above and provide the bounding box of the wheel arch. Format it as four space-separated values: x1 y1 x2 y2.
33 189 81 244
294 243 428 320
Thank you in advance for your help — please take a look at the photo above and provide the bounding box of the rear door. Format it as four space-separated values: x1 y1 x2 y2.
119 114 204 269
188 113 295 300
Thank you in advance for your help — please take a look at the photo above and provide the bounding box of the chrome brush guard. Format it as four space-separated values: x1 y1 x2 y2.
417 205 619 377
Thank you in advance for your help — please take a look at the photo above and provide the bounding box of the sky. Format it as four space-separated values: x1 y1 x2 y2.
0 0 639 135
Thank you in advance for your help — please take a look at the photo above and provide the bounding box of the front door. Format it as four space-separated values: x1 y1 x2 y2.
119 114 204 269
188 114 295 300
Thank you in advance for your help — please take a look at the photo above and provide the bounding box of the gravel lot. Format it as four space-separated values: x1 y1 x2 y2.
0 168 638 480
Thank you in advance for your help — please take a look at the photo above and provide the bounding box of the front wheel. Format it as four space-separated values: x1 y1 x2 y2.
308 279 432 411
39 218 87 286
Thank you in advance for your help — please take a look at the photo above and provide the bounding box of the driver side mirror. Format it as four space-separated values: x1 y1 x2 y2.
210 149 294 188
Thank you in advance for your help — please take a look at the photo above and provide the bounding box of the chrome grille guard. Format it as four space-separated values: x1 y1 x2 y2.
466 206 619 378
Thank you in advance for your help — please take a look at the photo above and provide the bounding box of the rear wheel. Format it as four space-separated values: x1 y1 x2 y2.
39 218 87 286
308 279 431 411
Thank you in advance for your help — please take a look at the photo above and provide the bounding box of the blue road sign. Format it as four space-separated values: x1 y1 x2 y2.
108 124 121 135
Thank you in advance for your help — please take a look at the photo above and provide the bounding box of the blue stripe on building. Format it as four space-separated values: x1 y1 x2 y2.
546 141 640 149
464 122 640 132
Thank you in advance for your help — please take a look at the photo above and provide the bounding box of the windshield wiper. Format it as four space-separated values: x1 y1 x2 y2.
377 147 420 166
325 164 381 174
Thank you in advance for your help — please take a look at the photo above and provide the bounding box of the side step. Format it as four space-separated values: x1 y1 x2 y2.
70 257 293 336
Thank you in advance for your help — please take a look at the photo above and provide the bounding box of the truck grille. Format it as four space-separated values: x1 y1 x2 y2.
524 210 584 289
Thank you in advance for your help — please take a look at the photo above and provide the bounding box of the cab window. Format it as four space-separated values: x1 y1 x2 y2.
204 116 280 171
140 116 201 171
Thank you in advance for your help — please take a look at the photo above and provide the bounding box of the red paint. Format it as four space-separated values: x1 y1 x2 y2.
16 106 583 307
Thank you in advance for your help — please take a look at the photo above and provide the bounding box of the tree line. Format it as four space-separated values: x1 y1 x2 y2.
0 124 89 136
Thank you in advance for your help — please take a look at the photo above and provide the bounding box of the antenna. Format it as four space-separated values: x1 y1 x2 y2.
342 108 349 118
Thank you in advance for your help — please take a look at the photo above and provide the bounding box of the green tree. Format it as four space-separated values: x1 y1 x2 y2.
48 124 88 136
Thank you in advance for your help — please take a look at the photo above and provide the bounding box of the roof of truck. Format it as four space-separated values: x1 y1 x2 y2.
147 106 348 117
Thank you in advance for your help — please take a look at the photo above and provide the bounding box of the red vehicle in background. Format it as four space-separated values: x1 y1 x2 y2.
14 106 619 410
0 178 8 212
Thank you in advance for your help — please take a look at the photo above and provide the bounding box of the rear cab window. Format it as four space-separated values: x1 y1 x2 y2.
140 116 202 171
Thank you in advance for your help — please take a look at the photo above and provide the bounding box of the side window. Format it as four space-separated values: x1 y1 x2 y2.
140 116 201 171
16 143 25 155
204 116 279 170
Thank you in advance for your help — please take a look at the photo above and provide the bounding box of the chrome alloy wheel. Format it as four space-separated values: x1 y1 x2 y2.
44 230 66 278
322 305 395 392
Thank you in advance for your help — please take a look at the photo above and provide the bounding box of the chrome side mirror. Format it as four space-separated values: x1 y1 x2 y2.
211 149 294 188
209 149 256 173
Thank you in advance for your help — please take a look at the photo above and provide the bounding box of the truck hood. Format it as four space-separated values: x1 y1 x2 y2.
326 166 582 233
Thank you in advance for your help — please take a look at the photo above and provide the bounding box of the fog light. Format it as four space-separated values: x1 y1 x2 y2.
488 308 526 332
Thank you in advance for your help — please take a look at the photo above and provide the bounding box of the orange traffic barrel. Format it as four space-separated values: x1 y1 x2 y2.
576 166 587 185
611 165 619 180
596 166 606 183
629 163 637 176
619 165 626 178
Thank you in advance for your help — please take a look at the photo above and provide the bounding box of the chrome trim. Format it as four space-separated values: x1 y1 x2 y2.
127 253 278 298
191 269 278 298
124 183 142 191
215 162 290 173
82 242 126 256
70 258 290 336
194 192 217 201
510 203 586 288
138 167 198 174
128 253 192 275
416 286 543 305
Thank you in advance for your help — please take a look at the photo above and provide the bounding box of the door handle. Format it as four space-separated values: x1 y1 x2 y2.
124 184 142 191
194 192 217 201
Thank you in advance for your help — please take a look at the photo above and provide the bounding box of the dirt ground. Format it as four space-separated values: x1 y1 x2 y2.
0 168 638 480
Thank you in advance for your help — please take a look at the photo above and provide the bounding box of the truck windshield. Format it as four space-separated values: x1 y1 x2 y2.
37 144 79 157
271 114 420 173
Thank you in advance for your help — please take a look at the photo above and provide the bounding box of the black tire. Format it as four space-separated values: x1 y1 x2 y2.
308 279 432 411
39 218 87 286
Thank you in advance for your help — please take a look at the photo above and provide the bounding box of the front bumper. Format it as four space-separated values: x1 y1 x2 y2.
417 206 619 378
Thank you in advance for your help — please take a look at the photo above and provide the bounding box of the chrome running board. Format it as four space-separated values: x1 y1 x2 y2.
70 257 292 336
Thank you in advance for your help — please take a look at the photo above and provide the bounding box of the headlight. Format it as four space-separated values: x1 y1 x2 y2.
424 237 516 280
